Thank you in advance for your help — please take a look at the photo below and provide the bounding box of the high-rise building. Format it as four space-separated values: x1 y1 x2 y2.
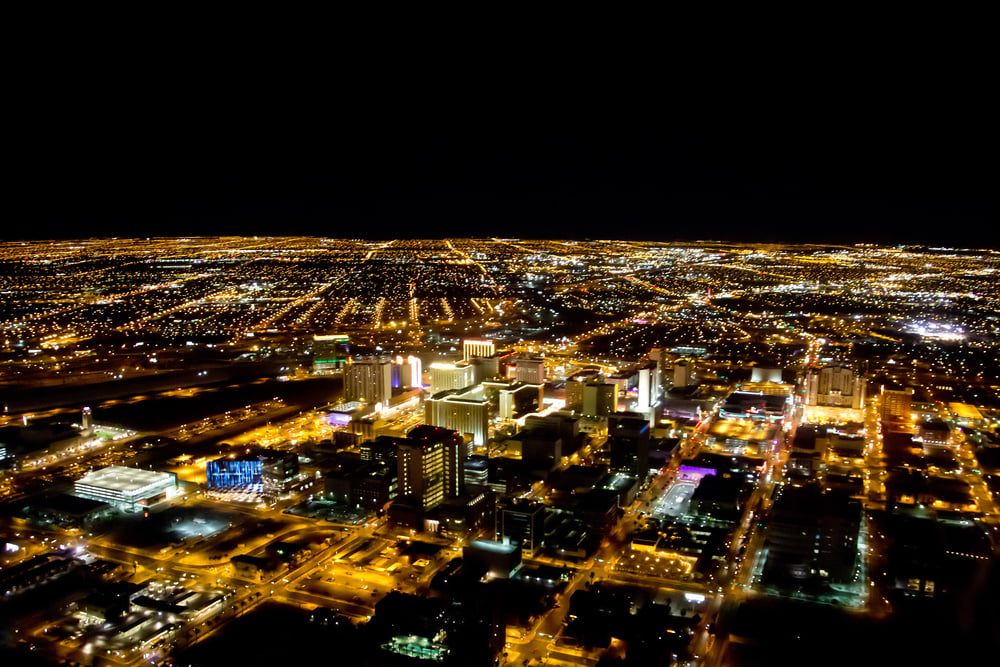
880 387 914 422
608 413 651 477
360 436 404 466
469 351 515 384
581 381 616 417
425 386 490 448
502 382 543 420
481 379 543 420
344 359 393 406
606 371 631 408
523 413 585 458
751 367 784 383
463 339 496 361
398 440 444 511
81 407 93 436
495 498 545 556
636 362 660 415
564 369 602 411
429 361 476 394
313 334 351 371
673 360 692 388
805 366 866 409
508 427 562 470
515 358 546 384
565 379 584 411
393 355 423 389
398 426 465 510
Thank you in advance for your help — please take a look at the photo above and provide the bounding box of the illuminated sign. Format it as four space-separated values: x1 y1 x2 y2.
326 412 352 426
678 465 717 481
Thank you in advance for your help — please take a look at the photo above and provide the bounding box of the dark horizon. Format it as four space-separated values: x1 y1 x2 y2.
10 101 997 247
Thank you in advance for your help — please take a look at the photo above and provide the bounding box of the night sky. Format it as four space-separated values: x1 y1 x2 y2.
9 50 998 246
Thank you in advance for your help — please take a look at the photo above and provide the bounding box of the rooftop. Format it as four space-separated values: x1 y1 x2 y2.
467 539 518 554
76 466 174 492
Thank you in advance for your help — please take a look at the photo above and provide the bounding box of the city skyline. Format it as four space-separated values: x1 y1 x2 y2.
0 237 997 665
5 24 999 663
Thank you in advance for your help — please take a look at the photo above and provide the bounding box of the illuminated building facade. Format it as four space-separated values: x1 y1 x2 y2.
207 456 263 492
636 362 661 416
424 386 490 448
398 438 443 510
398 426 465 510
481 379 543 420
581 381 616 417
881 387 914 422
673 360 692 388
500 382 543 420
429 361 475 394
564 370 601 411
81 407 93 436
805 366 866 409
392 355 422 389
463 339 495 361
262 451 299 496
464 455 489 487
750 367 783 383
515 358 545 384
313 334 350 371
207 450 299 497
345 358 393 406
73 466 177 512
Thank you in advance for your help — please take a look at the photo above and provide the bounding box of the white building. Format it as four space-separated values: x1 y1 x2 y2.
344 359 393 406
463 339 495 361
425 386 490 448
805 366 865 410
673 360 692 388
81 407 94 436
74 466 177 512
515 358 546 384
429 361 476 394
636 362 661 417
394 354 422 389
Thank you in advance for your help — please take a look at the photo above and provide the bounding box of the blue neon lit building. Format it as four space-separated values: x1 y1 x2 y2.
206 456 263 493
206 449 299 496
